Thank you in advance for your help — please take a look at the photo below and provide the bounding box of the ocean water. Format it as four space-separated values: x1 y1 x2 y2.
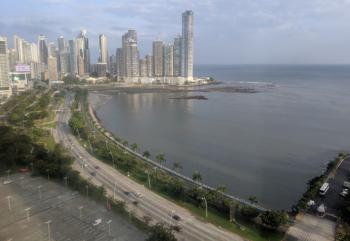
90 65 350 209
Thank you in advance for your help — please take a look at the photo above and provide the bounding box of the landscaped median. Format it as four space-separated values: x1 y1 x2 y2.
69 89 287 241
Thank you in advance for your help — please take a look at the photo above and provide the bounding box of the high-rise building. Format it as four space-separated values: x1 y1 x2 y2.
48 42 57 57
0 36 11 99
182 10 194 80
59 48 70 77
163 44 174 77
8 49 16 71
76 30 90 74
38 35 48 65
30 43 39 63
48 56 58 80
116 48 123 79
68 40 77 75
152 41 163 77
139 58 147 77
109 54 116 76
145 54 153 77
173 35 182 77
14 35 24 63
99 34 108 66
122 30 139 79
57 36 65 52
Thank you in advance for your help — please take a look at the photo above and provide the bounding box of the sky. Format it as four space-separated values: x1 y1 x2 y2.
0 0 350 65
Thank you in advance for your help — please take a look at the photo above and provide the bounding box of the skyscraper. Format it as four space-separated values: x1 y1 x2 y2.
59 48 70 77
14 35 24 63
182 10 194 80
0 36 11 98
139 58 147 77
152 41 163 77
122 30 139 79
30 43 39 63
99 34 108 66
48 56 58 80
173 35 182 77
38 35 48 65
76 30 90 74
57 36 65 52
163 44 174 77
116 48 123 79
68 40 77 75
145 54 153 77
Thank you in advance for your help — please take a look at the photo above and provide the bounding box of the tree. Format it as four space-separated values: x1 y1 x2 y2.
130 143 138 152
122 140 129 147
240 206 260 220
146 223 177 241
173 161 183 173
216 185 226 193
260 211 288 230
192 171 202 183
143 151 151 159
155 153 166 166
248 196 258 204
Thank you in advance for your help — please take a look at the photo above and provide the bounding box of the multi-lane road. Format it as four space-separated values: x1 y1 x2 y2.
55 92 244 241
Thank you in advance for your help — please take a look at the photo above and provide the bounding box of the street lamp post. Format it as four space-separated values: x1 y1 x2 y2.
145 170 151 188
25 207 31 222
6 169 10 181
38 185 42 200
63 176 68 188
45 220 52 241
6 196 12 211
106 220 112 235
78 206 83 219
201 197 208 218
85 185 89 197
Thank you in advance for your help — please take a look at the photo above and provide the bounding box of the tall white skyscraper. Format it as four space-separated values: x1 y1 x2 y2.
99 34 109 66
122 30 139 79
76 30 90 74
14 35 25 63
182 10 194 80
30 43 39 63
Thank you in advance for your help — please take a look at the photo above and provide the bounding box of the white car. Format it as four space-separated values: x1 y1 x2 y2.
93 219 102 226
340 189 348 197
136 192 143 198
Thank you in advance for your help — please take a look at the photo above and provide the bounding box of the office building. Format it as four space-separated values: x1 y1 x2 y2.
122 30 139 79
48 56 58 80
152 41 163 77
116 48 123 79
38 35 48 65
68 40 77 75
76 30 90 74
99 34 108 67
163 44 174 77
182 10 194 80
173 35 182 77
139 58 147 77
0 36 11 99
145 54 153 77
57 36 65 52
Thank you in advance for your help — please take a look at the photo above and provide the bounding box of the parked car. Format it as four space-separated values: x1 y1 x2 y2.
93 219 102 226
172 214 181 221
340 189 348 197
136 192 143 198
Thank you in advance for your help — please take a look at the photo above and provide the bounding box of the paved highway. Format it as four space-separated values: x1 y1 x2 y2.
55 92 244 241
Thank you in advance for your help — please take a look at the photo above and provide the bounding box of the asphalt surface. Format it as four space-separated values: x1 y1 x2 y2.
55 92 244 241
0 173 146 241
312 156 350 216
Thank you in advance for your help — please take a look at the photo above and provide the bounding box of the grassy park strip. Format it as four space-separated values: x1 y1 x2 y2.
69 89 287 241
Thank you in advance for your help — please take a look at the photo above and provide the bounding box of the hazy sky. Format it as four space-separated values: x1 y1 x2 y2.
1 0 350 64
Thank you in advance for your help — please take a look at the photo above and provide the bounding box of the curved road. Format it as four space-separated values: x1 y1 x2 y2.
55 92 245 241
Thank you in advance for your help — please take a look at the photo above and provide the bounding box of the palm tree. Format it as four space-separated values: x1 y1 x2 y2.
248 196 258 204
173 161 183 173
131 143 138 152
192 171 202 183
122 140 129 147
143 151 151 159
155 153 166 166
216 185 226 194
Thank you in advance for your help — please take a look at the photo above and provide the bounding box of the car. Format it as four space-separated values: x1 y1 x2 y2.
84 164 88 167
90 172 96 176
94 165 99 169
340 189 348 197
170 225 182 232
172 214 181 221
136 192 143 198
93 219 102 226
3 180 13 185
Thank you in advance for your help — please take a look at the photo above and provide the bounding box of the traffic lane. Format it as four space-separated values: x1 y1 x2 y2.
317 157 350 215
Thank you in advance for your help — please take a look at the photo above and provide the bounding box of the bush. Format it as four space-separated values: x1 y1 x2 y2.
146 223 177 241
240 206 260 220
260 211 288 230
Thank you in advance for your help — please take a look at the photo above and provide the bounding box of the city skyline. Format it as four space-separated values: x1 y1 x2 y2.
1 0 350 64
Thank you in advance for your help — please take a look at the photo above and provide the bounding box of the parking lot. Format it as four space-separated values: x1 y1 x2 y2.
0 173 147 241
317 156 350 216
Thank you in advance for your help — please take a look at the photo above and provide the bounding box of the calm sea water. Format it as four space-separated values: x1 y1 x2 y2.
90 65 350 210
